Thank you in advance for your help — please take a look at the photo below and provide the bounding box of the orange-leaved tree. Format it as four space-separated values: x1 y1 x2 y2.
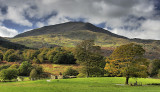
105 43 148 85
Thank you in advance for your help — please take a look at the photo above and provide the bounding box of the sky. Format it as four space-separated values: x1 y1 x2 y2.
0 0 160 40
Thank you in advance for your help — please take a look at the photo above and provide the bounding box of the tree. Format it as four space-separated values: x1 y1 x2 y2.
63 67 79 76
0 68 18 81
9 64 19 69
53 52 76 64
3 49 14 61
74 40 105 77
32 57 40 64
0 50 3 61
148 59 160 77
29 69 38 80
105 43 148 85
18 61 32 76
7 54 18 62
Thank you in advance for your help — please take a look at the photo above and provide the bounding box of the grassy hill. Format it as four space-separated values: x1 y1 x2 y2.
9 22 160 59
0 37 30 50
0 77 160 92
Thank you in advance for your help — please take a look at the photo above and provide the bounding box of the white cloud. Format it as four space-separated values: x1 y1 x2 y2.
36 22 45 28
5 6 32 27
47 15 69 25
0 0 159 39
0 26 18 37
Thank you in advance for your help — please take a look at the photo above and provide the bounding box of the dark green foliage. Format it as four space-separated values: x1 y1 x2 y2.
23 50 40 60
29 69 38 80
18 61 32 76
53 52 76 64
0 64 11 71
3 49 14 61
63 67 79 76
0 68 18 81
32 57 40 64
37 53 45 63
74 40 105 77
32 65 43 75
148 59 160 77
0 37 30 50
9 64 19 69
7 54 18 62
0 50 3 60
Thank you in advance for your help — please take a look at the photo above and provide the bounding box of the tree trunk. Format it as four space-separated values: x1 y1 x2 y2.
125 74 129 85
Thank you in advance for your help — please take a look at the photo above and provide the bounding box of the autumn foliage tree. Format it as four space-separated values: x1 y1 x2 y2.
105 43 148 85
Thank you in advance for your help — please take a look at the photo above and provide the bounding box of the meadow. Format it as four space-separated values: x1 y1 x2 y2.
0 77 160 92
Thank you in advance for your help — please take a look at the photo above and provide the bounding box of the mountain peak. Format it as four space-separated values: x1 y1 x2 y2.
14 22 127 39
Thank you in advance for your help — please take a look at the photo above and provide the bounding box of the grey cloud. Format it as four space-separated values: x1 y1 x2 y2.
0 0 159 39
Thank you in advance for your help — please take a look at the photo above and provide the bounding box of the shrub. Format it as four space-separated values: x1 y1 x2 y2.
148 59 160 77
0 68 18 81
53 52 76 64
158 69 160 78
29 69 38 80
63 67 79 76
0 64 11 71
3 49 14 61
9 64 19 69
77 73 86 78
0 51 3 60
7 54 18 62
32 57 40 64
18 61 32 76
32 65 43 75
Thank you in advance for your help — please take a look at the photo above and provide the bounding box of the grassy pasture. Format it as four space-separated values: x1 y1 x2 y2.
0 77 160 92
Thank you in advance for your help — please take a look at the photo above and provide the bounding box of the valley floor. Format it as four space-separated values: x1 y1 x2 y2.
0 77 160 92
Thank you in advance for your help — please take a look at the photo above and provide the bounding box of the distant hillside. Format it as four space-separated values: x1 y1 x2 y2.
0 37 29 50
10 22 160 59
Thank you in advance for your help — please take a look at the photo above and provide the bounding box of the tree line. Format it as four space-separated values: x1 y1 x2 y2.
0 40 160 84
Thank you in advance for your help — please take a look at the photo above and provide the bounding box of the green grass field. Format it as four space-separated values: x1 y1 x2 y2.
0 77 160 92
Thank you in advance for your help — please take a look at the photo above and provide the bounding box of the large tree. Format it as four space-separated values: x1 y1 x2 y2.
74 40 105 77
105 43 148 85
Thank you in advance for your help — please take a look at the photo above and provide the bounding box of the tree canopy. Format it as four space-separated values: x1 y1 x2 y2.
105 43 148 84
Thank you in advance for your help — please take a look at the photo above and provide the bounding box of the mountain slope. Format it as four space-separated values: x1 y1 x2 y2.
10 22 160 59
0 37 29 50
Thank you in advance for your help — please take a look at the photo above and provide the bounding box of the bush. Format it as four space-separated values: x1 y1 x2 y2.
32 57 40 64
7 54 18 62
0 68 18 81
53 52 76 64
0 64 11 71
148 59 160 77
158 69 160 78
18 61 32 76
63 67 79 76
9 64 19 69
3 49 14 61
32 65 43 75
0 51 3 61
29 69 38 80
77 73 86 78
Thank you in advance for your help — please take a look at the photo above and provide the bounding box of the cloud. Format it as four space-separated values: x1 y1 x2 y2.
47 15 69 25
36 22 45 28
0 26 18 37
0 0 159 39
6 6 32 27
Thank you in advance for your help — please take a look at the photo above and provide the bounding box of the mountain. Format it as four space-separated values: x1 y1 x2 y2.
10 22 160 59
0 37 29 50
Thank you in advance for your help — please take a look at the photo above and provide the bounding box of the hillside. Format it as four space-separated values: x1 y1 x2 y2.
0 37 29 50
9 22 160 59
